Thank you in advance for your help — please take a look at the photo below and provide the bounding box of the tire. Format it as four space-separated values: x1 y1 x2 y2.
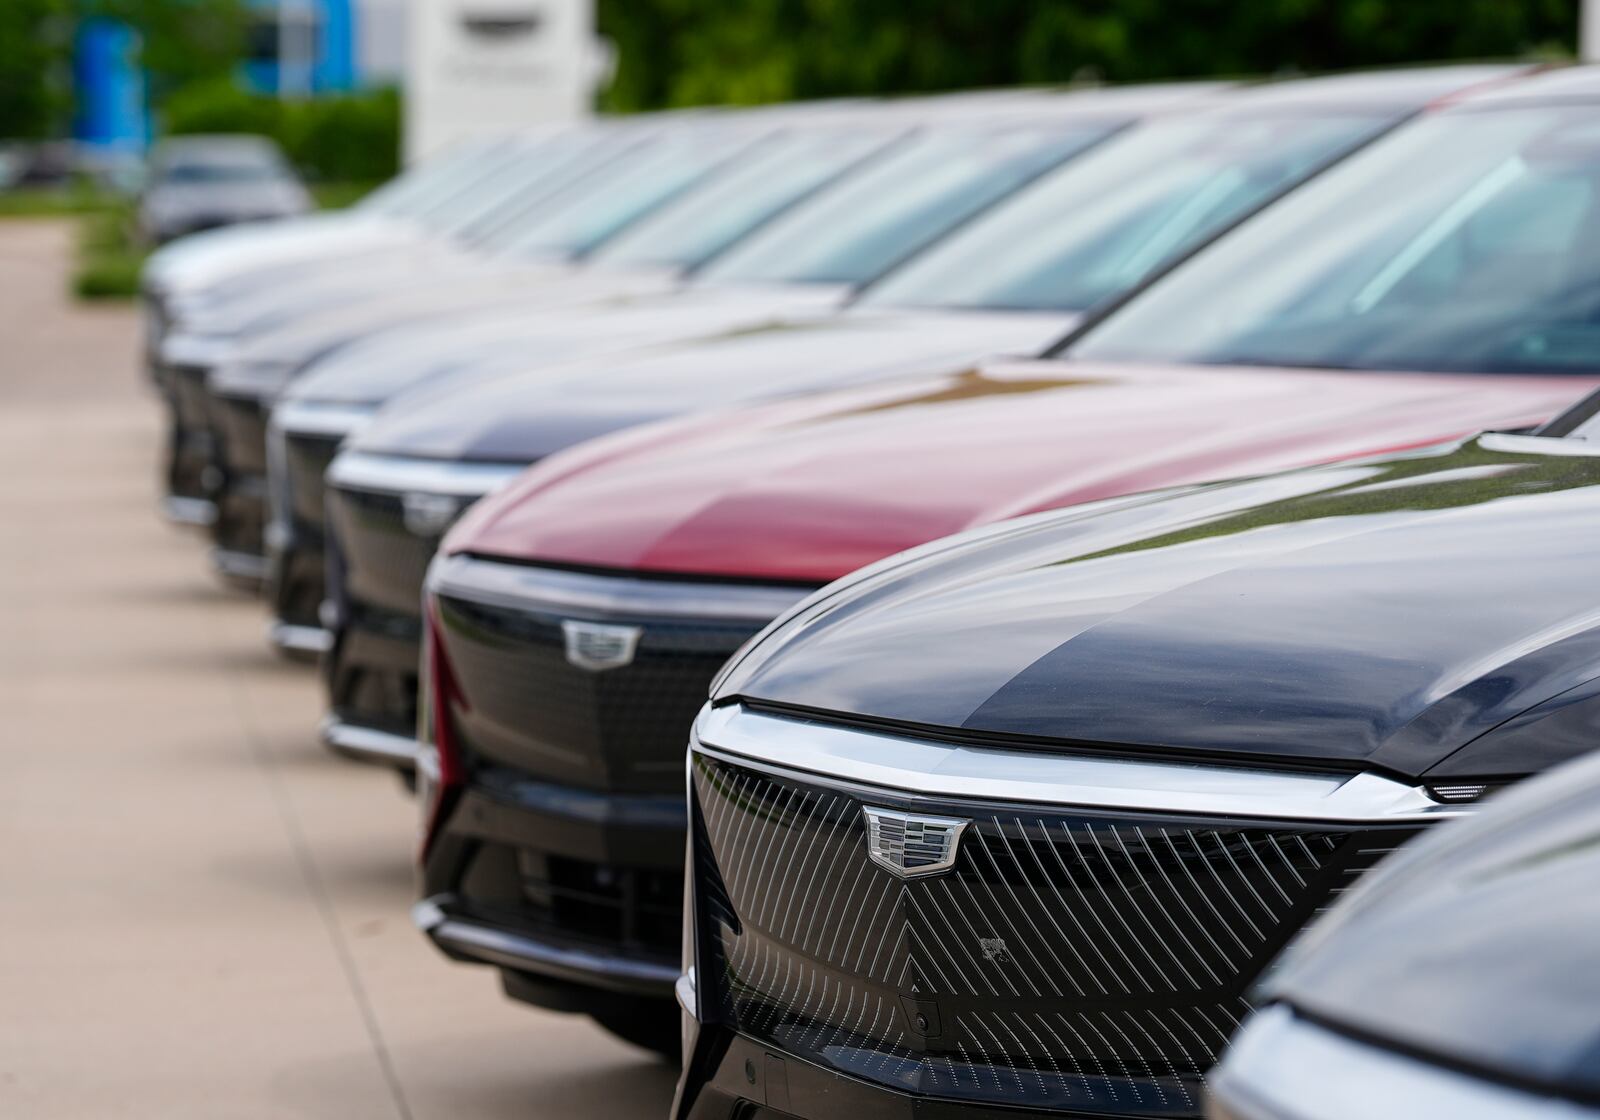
590 999 681 1062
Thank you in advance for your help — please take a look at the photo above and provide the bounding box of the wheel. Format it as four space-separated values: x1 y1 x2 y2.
590 999 681 1062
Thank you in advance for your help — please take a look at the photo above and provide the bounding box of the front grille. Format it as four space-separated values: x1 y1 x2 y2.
325 485 445 619
169 363 212 428
458 840 683 963
283 431 342 541
434 591 764 794
211 393 270 477
691 753 1417 1116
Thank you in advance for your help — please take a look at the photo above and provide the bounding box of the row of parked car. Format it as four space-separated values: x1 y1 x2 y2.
143 64 1600 1119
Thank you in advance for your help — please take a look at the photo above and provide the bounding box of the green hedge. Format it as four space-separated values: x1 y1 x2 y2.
596 0 1578 111
160 81 401 183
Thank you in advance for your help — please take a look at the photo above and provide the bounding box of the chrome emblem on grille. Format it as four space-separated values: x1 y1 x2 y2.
402 492 463 536
562 620 643 672
863 807 969 879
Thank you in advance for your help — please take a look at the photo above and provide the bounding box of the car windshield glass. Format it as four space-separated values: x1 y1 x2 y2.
696 120 1119 286
590 127 900 269
161 161 280 184
860 110 1388 313
497 129 762 258
360 138 512 215
438 131 624 241
1071 104 1600 375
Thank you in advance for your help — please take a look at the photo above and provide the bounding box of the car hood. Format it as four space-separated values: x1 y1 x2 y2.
216 264 681 399
281 282 847 407
190 248 574 340
352 308 1072 462
455 358 1599 586
144 211 402 296
708 431 1600 779
1262 748 1600 1099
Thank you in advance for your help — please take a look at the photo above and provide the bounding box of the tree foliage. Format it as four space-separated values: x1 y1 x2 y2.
0 0 71 139
0 0 247 139
597 0 1578 111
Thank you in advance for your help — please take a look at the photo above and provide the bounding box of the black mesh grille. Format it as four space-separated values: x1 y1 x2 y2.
212 393 269 476
692 754 1417 1116
435 591 765 794
284 432 342 539
168 363 212 428
325 485 444 618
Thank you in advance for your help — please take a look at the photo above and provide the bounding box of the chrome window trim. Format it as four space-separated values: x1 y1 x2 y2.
693 703 1471 824
271 399 377 440
1478 432 1600 458
427 552 813 623
326 449 527 498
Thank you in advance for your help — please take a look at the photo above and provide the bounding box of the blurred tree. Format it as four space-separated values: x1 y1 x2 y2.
597 0 1578 111
0 0 71 138
83 0 248 106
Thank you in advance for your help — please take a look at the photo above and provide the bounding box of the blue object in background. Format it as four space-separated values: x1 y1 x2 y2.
243 0 359 95
73 19 149 155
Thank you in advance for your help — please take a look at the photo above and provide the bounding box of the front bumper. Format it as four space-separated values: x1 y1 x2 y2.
677 705 1467 1120
417 776 686 1004
320 713 417 769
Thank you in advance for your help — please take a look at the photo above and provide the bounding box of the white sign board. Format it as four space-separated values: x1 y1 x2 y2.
405 0 606 163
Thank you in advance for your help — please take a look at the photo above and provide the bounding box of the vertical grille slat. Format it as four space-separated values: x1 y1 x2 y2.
693 754 1416 1116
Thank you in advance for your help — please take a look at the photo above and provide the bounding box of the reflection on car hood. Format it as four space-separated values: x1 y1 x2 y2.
454 358 1599 586
709 432 1600 777
351 308 1071 462
280 283 846 407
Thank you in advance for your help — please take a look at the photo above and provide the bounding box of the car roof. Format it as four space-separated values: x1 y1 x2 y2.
1211 63 1528 113
1447 61 1600 108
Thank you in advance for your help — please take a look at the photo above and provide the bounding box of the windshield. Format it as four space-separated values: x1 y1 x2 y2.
360 137 512 215
1072 104 1600 375
590 127 901 269
497 128 762 259
861 110 1389 313
696 120 1119 286
160 160 283 185
438 131 623 242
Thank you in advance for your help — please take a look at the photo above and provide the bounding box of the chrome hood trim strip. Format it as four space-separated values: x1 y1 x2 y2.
693 703 1470 824
326 449 527 498
428 553 813 623
271 399 378 440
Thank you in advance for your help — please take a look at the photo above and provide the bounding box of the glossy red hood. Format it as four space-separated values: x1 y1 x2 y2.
447 359 1600 584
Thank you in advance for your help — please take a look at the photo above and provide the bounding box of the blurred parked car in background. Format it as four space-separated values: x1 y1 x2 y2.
402 64 1600 1070
267 83 1219 659
139 134 310 246
672 375 1600 1119
1211 715 1600 1120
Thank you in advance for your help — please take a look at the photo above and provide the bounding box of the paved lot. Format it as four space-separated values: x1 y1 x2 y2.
0 221 678 1119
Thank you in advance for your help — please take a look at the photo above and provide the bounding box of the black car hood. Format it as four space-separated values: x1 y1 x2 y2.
1262 748 1600 1100
719 434 1600 780
347 308 1072 462
280 283 845 407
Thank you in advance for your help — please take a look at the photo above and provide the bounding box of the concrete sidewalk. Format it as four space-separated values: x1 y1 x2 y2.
0 221 677 1120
